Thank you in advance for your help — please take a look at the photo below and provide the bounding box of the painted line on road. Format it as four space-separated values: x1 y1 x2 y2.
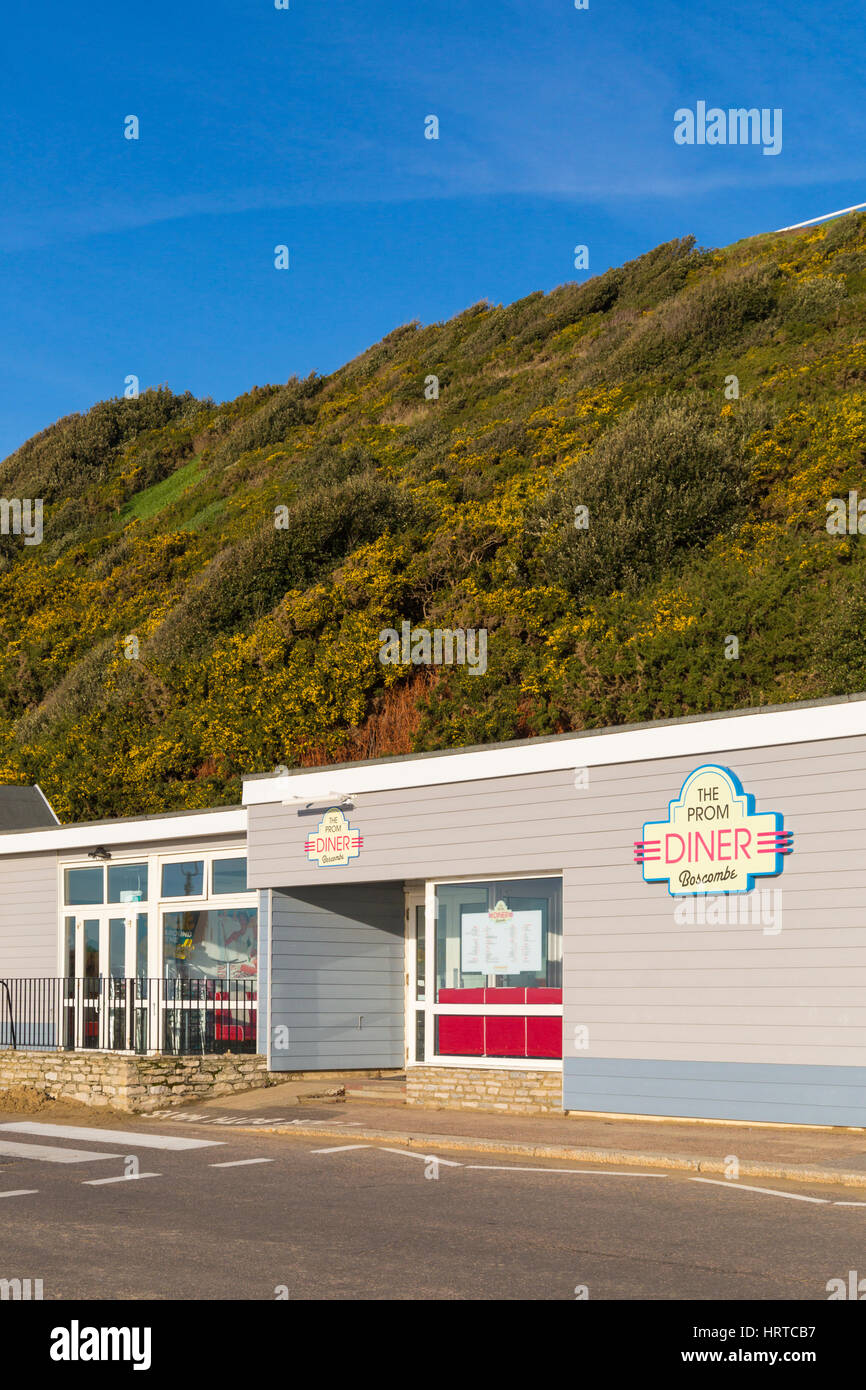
691 1177 828 1203
0 1122 223 1150
832 1200 866 1207
209 1158 275 1168
380 1147 463 1167
0 1140 123 1165
310 1144 371 1154
466 1164 668 1177
0 1189 39 1199
83 1173 162 1186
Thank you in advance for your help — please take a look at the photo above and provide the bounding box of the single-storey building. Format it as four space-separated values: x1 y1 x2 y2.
2 691 866 1125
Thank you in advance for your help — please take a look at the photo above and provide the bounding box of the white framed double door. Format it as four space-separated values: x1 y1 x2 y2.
63 909 150 1050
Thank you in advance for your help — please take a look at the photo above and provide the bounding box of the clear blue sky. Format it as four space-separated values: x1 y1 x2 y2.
1 0 862 459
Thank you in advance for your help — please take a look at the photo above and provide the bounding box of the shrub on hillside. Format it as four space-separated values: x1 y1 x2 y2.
0 388 197 497
528 395 759 598
148 471 417 659
602 263 779 378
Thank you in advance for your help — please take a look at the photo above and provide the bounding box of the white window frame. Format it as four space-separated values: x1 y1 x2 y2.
410 871 564 1072
57 845 255 983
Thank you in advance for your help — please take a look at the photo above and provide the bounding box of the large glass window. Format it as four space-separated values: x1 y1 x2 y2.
435 877 562 995
161 861 204 898
108 862 148 903
163 907 258 981
212 857 247 895
64 867 104 906
433 877 562 1062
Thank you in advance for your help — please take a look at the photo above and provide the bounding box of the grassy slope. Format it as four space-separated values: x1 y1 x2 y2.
1 216 865 820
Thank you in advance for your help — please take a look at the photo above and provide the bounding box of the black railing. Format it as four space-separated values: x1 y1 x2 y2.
0 977 257 1055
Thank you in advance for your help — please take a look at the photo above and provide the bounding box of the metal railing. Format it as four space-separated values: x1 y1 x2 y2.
0 977 257 1055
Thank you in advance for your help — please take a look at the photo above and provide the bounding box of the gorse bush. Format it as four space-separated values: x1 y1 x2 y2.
529 395 758 597
2 213 866 817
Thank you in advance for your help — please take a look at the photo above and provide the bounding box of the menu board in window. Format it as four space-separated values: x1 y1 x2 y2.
460 900 543 976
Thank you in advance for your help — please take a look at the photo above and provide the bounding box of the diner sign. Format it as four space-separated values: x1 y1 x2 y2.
304 808 363 867
634 764 793 895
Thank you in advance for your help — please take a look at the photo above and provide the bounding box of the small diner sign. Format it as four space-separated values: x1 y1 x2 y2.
634 764 793 895
304 807 363 867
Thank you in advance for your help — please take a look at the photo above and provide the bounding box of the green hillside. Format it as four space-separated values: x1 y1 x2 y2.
2 216 866 821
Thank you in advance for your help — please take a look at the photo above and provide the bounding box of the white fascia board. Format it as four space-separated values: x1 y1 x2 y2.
0 808 247 857
243 698 866 806
33 783 60 825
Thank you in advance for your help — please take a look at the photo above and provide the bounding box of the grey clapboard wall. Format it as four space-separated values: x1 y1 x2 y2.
0 850 58 977
250 731 866 1123
269 882 404 1071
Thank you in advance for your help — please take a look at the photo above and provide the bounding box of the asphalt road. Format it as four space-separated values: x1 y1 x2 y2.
1 1109 865 1301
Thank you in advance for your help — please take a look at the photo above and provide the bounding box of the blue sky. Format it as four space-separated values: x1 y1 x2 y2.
1 0 863 458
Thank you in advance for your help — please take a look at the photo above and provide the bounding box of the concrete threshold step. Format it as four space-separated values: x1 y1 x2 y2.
343 1086 407 1103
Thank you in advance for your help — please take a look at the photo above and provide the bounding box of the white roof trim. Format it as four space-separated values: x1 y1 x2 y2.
243 698 866 805
33 783 60 825
0 808 246 856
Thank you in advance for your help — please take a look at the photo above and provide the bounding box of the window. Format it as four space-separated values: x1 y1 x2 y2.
212 857 248 895
163 907 258 981
432 877 562 1062
64 916 75 978
435 877 562 994
64 867 104 906
109 918 126 978
136 913 148 979
161 861 204 898
108 862 148 903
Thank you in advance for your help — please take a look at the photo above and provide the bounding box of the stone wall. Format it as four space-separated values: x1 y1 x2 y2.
0 1050 270 1113
406 1065 562 1114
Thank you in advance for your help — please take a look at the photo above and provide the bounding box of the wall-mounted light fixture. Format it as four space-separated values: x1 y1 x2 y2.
295 797 356 818
87 846 112 860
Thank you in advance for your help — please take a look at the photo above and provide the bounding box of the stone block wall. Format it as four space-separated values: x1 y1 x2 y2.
0 1050 270 1113
406 1065 562 1114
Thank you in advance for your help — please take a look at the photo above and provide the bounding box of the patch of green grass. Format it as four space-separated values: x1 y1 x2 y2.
185 498 226 532
121 455 205 522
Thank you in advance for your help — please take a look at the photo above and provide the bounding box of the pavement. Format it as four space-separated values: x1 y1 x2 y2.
136 1074 866 1190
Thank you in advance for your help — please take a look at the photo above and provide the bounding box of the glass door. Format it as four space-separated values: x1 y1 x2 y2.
404 889 427 1064
72 911 146 1050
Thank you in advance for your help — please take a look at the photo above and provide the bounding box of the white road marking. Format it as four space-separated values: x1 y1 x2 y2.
310 1144 371 1154
0 1122 222 1151
466 1164 668 1177
0 1140 122 1165
0 1189 39 1198
83 1173 161 1186
380 1147 463 1167
209 1158 274 1168
691 1177 828 1203
832 1200 866 1207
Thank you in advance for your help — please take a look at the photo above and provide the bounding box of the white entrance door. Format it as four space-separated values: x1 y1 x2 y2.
68 911 145 1050
404 888 427 1064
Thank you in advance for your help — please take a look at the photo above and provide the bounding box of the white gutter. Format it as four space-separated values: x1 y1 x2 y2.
243 698 866 805
0 808 246 856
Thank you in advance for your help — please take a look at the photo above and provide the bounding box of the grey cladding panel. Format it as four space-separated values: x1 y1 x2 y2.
269 881 405 1072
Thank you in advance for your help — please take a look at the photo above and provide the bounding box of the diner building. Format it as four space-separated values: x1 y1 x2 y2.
2 691 866 1126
